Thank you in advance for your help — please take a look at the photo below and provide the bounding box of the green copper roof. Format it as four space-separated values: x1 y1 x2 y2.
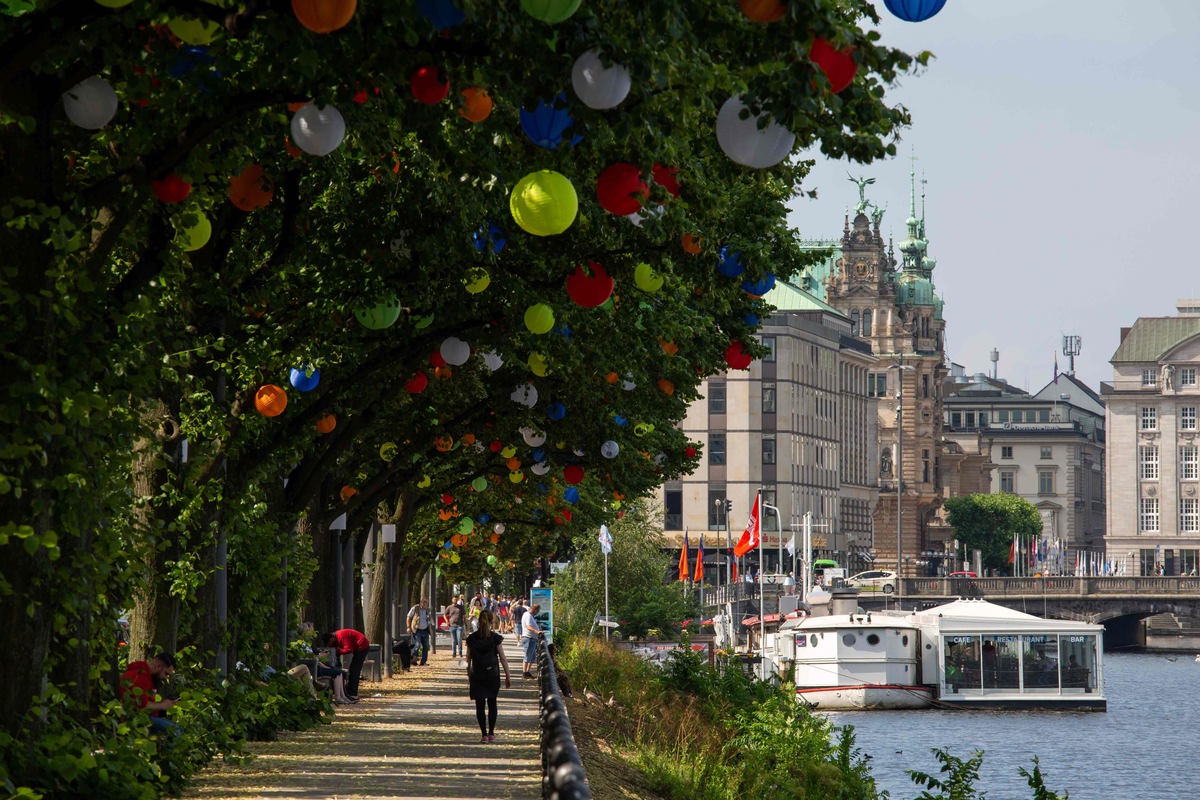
795 240 840 302
764 278 846 318
897 272 935 306
1111 317 1200 363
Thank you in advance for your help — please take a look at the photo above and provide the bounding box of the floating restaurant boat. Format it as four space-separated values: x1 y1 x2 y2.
764 590 1106 711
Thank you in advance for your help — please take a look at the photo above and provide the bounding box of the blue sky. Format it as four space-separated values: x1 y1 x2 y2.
786 0 1200 393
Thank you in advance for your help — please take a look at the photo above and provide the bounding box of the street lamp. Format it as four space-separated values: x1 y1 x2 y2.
888 362 916 602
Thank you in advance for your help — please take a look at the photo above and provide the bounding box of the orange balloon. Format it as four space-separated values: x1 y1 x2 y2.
228 164 275 211
660 340 678 356
286 100 311 113
292 0 356 33
255 384 288 417
739 0 786 23
435 435 455 452
340 485 357 502
490 533 500 544
434 366 453 380
681 233 703 254
461 433 476 446
315 414 337 434
605 371 620 384
439 508 454 521
284 137 302 158
506 456 521 471
658 378 675 395
459 87 493 123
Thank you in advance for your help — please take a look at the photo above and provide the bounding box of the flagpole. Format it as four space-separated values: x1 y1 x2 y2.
604 548 610 642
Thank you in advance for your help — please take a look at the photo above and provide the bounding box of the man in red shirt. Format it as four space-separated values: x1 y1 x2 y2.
323 629 369 701
120 652 181 736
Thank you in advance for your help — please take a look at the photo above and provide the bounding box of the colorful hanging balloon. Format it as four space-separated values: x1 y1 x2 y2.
596 162 648 216
176 212 212 252
62 76 118 130
167 16 221 45
520 0 581 24
290 365 320 392
634 263 664 292
563 486 580 504
738 0 785 23
482 350 504 371
152 174 191 203
524 303 556 334
228 164 274 211
380 441 397 461
459 87 493 122
810 37 858 93
510 170 578 236
741 273 776 296
511 383 539 407
521 427 547 447
571 50 631 110
464 268 491 294
355 296 402 329
883 0 947 22
563 465 584 485
519 95 581 149
472 476 488 492
411 65 450 104
416 0 466 29
547 402 566 421
528 352 551 377
717 246 745 277
405 371 428 394
565 262 615 307
725 341 753 370
292 0 357 33
440 337 471 366
316 414 337 433
715 96 795 169
601 440 620 459
255 384 288 417
290 104 346 156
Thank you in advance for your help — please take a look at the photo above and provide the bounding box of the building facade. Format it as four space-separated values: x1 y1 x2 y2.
1103 301 1200 576
944 370 1106 562
661 285 879 574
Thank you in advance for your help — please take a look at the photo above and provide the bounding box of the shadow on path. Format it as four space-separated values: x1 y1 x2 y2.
186 642 540 800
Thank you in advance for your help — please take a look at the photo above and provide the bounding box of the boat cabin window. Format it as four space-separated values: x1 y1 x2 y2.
867 633 880 646
842 633 857 646
944 633 1098 695
1059 635 1098 692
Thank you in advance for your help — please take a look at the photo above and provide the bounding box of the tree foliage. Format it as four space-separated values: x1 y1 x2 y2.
944 493 1042 575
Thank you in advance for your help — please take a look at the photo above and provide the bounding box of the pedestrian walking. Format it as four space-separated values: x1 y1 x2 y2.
519 603 541 679
465 609 511 743
322 629 370 700
446 594 466 657
407 598 434 666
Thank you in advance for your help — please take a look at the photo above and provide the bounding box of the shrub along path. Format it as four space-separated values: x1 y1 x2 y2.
185 641 541 800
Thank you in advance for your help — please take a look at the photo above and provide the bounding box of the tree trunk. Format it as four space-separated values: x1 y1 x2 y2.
300 510 335 636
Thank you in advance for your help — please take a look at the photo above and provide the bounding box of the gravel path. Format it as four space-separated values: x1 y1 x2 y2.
185 640 541 800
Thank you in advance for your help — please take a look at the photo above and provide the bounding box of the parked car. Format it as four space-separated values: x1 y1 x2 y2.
948 571 978 578
846 569 897 593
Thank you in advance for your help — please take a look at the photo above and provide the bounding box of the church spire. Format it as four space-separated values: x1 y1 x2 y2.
898 151 925 272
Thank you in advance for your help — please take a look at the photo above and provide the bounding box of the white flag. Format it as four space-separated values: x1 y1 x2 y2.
598 524 613 555
786 529 796 557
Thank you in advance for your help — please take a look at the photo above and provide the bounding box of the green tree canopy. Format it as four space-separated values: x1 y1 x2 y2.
944 493 1042 575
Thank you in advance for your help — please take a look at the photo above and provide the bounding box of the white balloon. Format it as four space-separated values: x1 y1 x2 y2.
62 76 118 130
494 523 505 535
482 350 504 371
571 50 632 110
290 103 346 157
654 452 667 467
622 374 637 391
601 440 620 459
626 204 665 228
573 448 586 457
531 461 551 476
440 336 471 366
511 383 539 407
521 427 547 447
715 96 795 169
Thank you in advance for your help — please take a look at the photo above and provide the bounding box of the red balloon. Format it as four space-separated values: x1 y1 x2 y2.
405 371 428 394
490 440 503 452
596 162 647 216
564 465 584 485
685 446 697 458
725 341 753 370
810 38 857 93
430 350 447 368
152 173 191 203
411 65 449 104
652 164 681 198
442 493 454 504
565 262 615 308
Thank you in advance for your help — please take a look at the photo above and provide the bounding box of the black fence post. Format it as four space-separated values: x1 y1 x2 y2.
537 632 592 800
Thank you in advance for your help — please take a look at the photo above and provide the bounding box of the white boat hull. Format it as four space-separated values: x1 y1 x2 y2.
797 684 933 710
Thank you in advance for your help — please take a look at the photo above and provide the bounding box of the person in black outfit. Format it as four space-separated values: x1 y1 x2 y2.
465 609 511 743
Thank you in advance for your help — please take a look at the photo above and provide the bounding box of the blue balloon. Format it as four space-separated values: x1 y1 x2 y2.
883 0 947 22
473 222 506 254
477 513 491 523
741 273 776 296
443 540 453 549
290 365 320 392
532 448 547 462
613 415 628 427
520 94 583 150
563 487 580 504
717 246 745 278
547 402 567 421
555 324 574 340
416 0 466 29
537 483 549 494
742 312 759 327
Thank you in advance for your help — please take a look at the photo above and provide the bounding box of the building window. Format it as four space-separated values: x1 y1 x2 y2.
1183 407 1197 431
762 383 777 414
1142 368 1157 387
951 412 961 429
1139 497 1160 532
1182 368 1198 387
862 309 873 336
922 374 930 398
1180 446 1199 480
869 373 888 397
664 488 683 531
1040 446 1052 459
1038 470 1054 495
761 335 776 362
1001 446 1013 460
761 487 778 532
1182 499 1200 533
1038 409 1050 422
1141 407 1157 430
851 310 860 336
922 449 930 483
965 411 976 429
998 410 1009 423
709 433 726 465
979 412 988 426
1138 446 1159 480
709 382 726 414
1011 410 1023 423
762 435 776 465
1000 471 1015 493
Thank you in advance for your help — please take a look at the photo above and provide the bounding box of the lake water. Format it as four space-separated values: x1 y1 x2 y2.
823 652 1197 799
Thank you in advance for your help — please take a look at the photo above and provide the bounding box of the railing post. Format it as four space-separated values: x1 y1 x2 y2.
537 632 593 800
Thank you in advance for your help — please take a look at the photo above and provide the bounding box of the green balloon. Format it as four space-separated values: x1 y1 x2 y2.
355 296 402 330
472 476 488 492
457 517 474 535
487 555 498 565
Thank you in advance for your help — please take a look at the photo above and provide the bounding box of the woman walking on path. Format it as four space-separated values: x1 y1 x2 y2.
465 609 511 743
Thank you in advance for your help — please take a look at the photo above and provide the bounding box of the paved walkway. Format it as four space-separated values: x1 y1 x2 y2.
186 641 541 800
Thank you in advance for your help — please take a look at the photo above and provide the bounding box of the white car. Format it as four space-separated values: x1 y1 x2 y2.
847 570 897 593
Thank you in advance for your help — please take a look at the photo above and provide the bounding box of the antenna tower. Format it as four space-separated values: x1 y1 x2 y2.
1062 335 1082 377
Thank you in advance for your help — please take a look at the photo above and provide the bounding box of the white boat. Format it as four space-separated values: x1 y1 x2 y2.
762 590 1107 711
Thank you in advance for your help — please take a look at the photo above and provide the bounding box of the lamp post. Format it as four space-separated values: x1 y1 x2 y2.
888 362 916 602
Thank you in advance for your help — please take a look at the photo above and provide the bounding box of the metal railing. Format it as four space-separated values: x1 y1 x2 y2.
897 576 1200 598
537 633 591 800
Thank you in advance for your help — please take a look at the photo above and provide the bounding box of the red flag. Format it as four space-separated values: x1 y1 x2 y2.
694 533 704 584
678 530 690 582
731 561 738 582
1008 535 1017 564
734 492 761 557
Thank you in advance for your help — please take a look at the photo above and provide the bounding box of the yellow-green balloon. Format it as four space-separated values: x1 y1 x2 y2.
380 442 398 462
528 352 551 377
417 474 431 488
472 476 488 492
501 445 517 459
464 268 490 294
509 470 525 483
167 16 221 45
450 552 461 564
177 213 212 252
524 303 555 334
458 518 474 535
95 0 134 7
510 170 577 236
520 0 582 23
634 262 664 292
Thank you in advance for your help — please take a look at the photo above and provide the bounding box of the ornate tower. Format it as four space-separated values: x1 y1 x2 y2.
825 169 948 577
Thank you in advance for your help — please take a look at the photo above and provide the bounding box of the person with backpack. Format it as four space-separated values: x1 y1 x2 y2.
465 609 511 743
